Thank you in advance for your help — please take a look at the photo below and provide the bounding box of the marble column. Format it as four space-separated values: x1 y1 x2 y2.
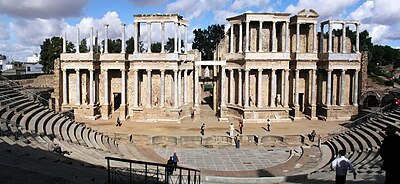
239 23 243 53
104 24 109 54
328 23 333 53
285 21 289 52
271 69 276 107
75 69 81 105
272 21 277 52
184 69 188 105
244 69 250 107
133 69 138 107
62 69 68 105
221 66 226 107
184 25 188 54
320 24 324 53
178 25 181 53
238 69 242 106
340 69 346 106
284 69 289 107
121 23 126 54
76 28 80 53
147 22 152 53
121 69 126 105
134 22 138 53
161 22 165 53
311 69 317 105
326 69 332 106
173 69 178 108
257 68 263 107
174 23 178 53
227 69 233 104
95 30 98 53
90 27 94 53
296 23 300 52
295 69 299 106
194 66 199 107
103 69 109 105
258 21 263 52
245 21 250 52
178 69 182 106
313 23 317 53
89 69 94 105
146 69 152 107
230 23 234 53
342 23 346 53
63 32 66 53
160 69 165 107
355 23 360 52
353 69 359 106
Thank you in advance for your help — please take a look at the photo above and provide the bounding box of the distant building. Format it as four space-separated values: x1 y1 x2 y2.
25 53 43 74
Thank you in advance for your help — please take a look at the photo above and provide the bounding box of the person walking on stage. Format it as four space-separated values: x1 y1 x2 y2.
229 123 234 137
331 150 356 184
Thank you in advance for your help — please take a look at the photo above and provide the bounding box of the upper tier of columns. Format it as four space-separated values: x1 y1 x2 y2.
320 21 360 53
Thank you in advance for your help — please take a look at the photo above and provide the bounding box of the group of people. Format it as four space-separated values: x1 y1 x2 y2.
166 152 179 176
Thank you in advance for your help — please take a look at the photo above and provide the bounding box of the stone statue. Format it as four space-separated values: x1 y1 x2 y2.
204 66 210 78
276 94 281 106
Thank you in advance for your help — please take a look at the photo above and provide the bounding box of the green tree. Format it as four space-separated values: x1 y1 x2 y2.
192 24 225 60
39 36 74 73
79 38 88 53
164 37 184 53
102 39 122 53
151 42 162 53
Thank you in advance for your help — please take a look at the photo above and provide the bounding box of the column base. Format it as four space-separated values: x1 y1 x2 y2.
101 104 110 120
120 104 126 120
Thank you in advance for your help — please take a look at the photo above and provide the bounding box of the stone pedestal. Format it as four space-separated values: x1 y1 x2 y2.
120 104 126 120
102 104 110 120
309 104 318 120
218 105 229 122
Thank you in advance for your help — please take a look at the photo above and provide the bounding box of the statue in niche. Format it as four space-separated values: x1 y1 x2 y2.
154 97 158 106
276 94 281 106
204 66 210 79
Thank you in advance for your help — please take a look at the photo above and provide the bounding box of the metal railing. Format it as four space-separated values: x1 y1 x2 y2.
106 157 201 184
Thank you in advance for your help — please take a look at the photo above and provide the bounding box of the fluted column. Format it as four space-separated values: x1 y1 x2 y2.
239 23 243 53
355 23 360 52
160 69 165 107
272 21 277 52
296 23 300 52
320 24 324 52
103 69 109 105
284 69 289 107
133 69 138 107
63 32 66 53
326 69 332 106
313 23 317 53
353 69 359 106
134 22 138 53
295 69 299 106
184 25 188 54
311 69 317 105
121 69 126 105
229 69 234 104
238 69 242 106
328 23 333 53
257 68 263 107
184 69 188 105
75 69 81 105
194 66 199 107
178 69 182 106
147 22 152 53
104 24 109 53
173 69 178 108
230 23 234 53
90 27 94 53
76 28 80 53
258 21 263 52
89 69 94 105
95 30 99 53
161 22 165 53
121 23 126 53
174 22 178 53
62 69 68 105
221 66 226 107
285 21 289 52
342 23 346 53
244 69 250 107
245 21 250 52
146 69 152 107
340 69 346 106
178 24 181 53
271 69 276 107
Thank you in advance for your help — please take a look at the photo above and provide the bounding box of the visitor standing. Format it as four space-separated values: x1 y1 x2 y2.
266 119 271 132
379 125 400 184
200 123 205 144
116 118 122 126
239 121 244 134
317 135 322 148
309 130 316 142
229 123 234 137
172 152 179 170
167 156 174 176
234 134 241 148
331 150 356 184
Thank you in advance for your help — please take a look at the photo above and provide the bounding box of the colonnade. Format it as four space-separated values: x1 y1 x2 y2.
320 21 360 53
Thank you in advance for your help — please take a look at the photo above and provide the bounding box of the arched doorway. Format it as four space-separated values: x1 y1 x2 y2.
363 96 380 108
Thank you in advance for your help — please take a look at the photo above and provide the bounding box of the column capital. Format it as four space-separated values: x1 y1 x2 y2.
101 69 108 72
104 24 109 27
121 23 126 27
173 69 178 72
62 68 67 72
146 69 152 73
244 68 251 72
160 69 165 72
342 69 347 72
258 68 263 72
326 69 333 72
89 68 94 72
355 69 360 72
271 68 276 72
131 69 138 72
120 68 126 72
228 68 233 72
75 68 80 72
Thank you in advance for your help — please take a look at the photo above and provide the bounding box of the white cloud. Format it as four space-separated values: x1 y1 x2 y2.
213 10 237 24
0 23 9 40
166 0 229 20
0 0 90 19
126 0 166 6
285 0 359 20
230 0 271 11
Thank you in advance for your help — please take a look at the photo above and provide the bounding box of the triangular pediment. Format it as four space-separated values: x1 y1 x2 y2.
297 9 319 18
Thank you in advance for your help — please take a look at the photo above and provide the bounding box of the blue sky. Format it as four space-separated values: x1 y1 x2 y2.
0 0 399 61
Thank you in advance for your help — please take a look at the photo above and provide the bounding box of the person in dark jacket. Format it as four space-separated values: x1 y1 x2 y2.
379 125 400 184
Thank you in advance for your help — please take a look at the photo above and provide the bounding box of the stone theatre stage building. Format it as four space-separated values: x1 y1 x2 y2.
53 10 363 123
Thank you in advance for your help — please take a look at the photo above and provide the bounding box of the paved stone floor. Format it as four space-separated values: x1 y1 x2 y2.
154 147 294 171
